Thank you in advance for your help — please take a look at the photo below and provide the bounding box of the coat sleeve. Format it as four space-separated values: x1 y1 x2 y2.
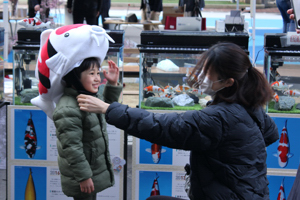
102 83 122 104
53 107 93 182
262 112 279 146
105 102 224 151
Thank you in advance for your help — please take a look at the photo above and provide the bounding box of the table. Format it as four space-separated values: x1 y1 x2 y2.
104 20 162 30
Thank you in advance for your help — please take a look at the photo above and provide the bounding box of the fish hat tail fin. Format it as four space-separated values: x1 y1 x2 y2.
30 96 55 120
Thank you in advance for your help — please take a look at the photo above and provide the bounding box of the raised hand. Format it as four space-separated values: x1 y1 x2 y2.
103 60 119 86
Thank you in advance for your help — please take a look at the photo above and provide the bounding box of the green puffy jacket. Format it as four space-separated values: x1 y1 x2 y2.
53 84 122 198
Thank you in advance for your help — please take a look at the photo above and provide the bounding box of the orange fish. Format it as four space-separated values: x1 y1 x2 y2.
144 85 164 93
175 84 191 93
273 92 279 103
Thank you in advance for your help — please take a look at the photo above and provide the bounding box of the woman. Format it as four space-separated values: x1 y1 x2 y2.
77 42 279 199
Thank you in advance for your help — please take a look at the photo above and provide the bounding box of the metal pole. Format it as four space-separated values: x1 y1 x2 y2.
251 0 256 66
3 1 9 61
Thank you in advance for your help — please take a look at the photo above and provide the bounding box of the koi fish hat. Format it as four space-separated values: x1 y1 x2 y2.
30 24 114 120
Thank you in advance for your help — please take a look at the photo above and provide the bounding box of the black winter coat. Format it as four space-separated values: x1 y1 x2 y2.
105 102 279 199
140 0 163 12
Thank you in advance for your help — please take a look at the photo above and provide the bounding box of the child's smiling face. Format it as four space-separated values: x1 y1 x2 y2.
80 65 101 93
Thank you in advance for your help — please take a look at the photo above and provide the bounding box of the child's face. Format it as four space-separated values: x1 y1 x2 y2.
80 65 101 93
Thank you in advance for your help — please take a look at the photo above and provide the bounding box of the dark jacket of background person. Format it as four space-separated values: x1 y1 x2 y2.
140 0 163 12
67 0 102 25
53 85 122 198
104 101 278 199
179 0 205 12
100 0 111 29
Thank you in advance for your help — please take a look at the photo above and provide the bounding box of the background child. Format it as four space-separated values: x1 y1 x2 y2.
53 58 122 200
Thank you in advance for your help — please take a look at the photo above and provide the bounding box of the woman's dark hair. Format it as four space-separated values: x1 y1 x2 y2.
187 42 273 108
64 57 100 88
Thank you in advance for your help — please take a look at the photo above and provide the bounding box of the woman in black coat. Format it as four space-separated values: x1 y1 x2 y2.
77 42 279 200
67 0 102 25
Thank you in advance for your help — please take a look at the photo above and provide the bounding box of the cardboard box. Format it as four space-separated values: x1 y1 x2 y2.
162 6 184 25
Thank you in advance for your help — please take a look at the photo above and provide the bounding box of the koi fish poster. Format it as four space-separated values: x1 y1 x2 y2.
136 139 190 166
13 166 47 200
13 109 47 160
267 175 295 200
134 170 188 200
266 116 300 169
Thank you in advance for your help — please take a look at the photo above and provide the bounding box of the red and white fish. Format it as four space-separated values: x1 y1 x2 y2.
273 120 293 168
144 85 164 94
283 89 300 97
150 173 160 196
30 24 114 119
271 80 292 91
146 143 166 164
175 84 191 93
160 93 173 98
18 17 51 29
20 113 41 158
277 178 285 200
190 88 206 97
164 84 175 93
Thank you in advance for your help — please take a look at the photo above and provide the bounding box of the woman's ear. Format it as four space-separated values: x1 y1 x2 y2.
225 78 234 87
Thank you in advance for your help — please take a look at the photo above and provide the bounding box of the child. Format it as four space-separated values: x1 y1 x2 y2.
30 24 121 200
53 58 122 200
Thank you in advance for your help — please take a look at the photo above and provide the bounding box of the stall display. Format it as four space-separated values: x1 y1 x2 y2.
137 30 249 109
264 32 300 198
264 32 300 113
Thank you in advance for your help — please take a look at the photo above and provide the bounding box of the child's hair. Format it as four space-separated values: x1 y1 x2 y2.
63 57 100 93
187 42 273 108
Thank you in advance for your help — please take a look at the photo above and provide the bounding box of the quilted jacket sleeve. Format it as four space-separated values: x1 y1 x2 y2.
262 112 279 146
102 83 122 104
53 106 93 182
105 102 224 151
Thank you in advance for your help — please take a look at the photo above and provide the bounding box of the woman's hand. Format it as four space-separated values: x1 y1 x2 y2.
79 178 94 193
103 60 119 86
77 94 110 114
287 8 300 33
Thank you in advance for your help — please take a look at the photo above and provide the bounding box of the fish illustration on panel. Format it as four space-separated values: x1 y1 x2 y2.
25 168 36 200
20 113 41 158
146 143 166 164
150 173 160 196
277 178 285 200
273 120 293 168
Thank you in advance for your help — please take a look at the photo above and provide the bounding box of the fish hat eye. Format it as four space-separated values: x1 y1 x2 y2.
64 33 69 37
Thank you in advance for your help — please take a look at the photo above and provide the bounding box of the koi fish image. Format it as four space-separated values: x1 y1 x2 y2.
283 89 300 97
30 24 114 119
144 85 164 94
146 143 166 164
273 120 293 168
277 178 285 200
20 113 40 158
25 168 36 200
18 17 51 29
150 173 160 196
271 80 292 91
